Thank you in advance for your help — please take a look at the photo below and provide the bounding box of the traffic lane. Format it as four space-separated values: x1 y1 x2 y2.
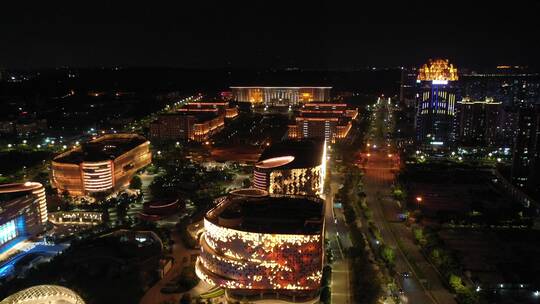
363 162 434 303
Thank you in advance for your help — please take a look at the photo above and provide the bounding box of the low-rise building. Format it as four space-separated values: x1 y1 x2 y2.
150 101 237 142
51 134 151 197
288 103 357 143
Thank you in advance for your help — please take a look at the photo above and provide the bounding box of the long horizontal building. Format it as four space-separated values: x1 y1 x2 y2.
52 134 151 197
150 101 237 142
0 182 47 251
288 103 358 143
253 139 326 197
230 86 331 106
196 189 324 302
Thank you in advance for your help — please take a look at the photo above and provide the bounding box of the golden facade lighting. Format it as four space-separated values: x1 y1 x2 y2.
230 87 332 105
51 134 151 197
150 101 236 142
417 58 459 81
288 103 358 143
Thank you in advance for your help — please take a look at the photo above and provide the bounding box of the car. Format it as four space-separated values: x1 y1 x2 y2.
398 288 404 295
401 271 410 278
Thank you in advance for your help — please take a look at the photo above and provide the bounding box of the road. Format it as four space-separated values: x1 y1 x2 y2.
323 170 353 304
360 101 456 304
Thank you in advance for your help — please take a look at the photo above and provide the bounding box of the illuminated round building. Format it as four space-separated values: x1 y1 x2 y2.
196 189 324 302
253 139 326 197
0 182 47 251
51 134 151 196
415 58 459 148
0 285 85 304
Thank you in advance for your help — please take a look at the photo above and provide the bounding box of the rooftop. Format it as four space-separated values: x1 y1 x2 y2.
256 138 325 170
53 134 148 164
207 190 324 234
0 182 43 194
0 182 43 204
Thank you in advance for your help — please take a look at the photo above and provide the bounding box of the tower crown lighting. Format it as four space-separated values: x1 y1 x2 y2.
418 59 458 81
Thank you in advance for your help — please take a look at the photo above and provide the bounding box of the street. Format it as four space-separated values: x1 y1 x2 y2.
360 101 457 304
323 170 352 304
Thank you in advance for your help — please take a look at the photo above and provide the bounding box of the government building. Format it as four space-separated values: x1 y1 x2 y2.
230 86 331 106
51 134 151 197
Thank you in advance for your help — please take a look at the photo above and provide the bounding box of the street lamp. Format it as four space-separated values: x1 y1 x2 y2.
416 196 423 209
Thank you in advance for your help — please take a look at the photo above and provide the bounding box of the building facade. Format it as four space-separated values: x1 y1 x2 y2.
512 105 540 191
455 98 503 147
230 87 331 106
52 134 151 197
150 101 236 142
253 139 326 197
459 67 540 148
0 182 47 251
460 66 540 109
196 189 324 302
415 59 459 148
288 103 357 143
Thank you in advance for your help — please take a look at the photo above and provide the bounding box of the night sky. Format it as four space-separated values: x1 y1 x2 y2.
2 2 540 69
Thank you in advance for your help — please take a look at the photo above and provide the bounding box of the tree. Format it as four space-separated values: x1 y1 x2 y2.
380 245 396 267
449 274 465 292
242 178 251 188
129 175 143 189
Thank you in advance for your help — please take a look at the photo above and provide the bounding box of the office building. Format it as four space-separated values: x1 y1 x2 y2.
253 139 326 197
455 98 503 147
512 105 540 193
0 182 47 251
230 87 331 106
150 101 236 142
52 134 151 197
196 189 324 302
415 59 459 147
288 103 358 143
